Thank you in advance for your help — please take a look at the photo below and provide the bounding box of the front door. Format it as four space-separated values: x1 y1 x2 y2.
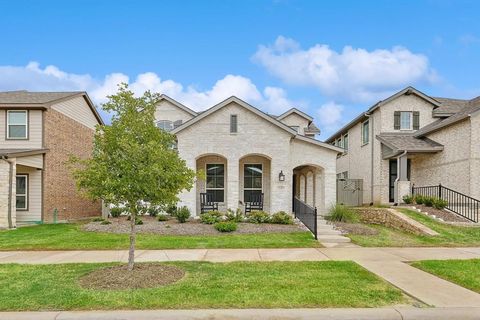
389 159 411 202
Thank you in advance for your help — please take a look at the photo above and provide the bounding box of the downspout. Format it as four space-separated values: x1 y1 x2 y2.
1 156 14 229
365 112 374 205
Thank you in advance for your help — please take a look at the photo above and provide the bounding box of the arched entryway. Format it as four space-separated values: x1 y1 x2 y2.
239 154 271 213
292 164 325 214
196 154 227 215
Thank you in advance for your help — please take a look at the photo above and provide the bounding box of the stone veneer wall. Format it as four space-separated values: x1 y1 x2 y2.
43 109 101 222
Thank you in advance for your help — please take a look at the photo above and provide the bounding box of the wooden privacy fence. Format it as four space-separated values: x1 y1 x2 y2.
337 179 363 207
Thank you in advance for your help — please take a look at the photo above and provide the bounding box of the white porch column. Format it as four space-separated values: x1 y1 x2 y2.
306 171 314 207
395 153 411 204
227 156 239 211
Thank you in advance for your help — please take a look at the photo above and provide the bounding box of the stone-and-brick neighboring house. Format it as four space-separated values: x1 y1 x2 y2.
155 95 343 216
326 86 480 205
0 91 104 228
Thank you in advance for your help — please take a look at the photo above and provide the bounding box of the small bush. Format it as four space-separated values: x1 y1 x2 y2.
157 214 169 221
166 204 177 215
201 210 223 224
92 217 104 222
270 211 294 224
414 194 425 205
433 198 448 210
402 195 413 204
110 207 123 217
327 204 358 223
135 217 143 225
423 196 435 207
175 206 191 223
147 206 161 217
225 208 244 222
214 221 238 232
100 220 111 225
247 210 271 224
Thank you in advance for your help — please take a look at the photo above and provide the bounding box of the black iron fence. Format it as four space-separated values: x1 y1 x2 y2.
412 184 479 222
294 197 317 239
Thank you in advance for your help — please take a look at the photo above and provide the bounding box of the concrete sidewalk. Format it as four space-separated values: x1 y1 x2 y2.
2 307 480 320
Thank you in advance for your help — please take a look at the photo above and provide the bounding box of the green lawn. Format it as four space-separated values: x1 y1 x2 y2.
0 223 318 250
348 208 480 247
0 261 407 310
412 259 480 293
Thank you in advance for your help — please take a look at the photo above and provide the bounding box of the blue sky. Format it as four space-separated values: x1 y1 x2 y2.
1 0 479 138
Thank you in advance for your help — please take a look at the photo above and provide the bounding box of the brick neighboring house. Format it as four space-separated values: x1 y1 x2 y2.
0 91 104 228
326 86 480 205
154 95 343 216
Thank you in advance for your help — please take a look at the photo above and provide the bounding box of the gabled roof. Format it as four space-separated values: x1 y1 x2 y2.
276 107 313 122
171 96 342 153
0 90 104 125
376 133 443 155
325 86 441 143
158 94 198 116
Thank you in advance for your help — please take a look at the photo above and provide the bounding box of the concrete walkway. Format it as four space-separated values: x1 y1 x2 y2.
2 307 480 320
1 247 480 308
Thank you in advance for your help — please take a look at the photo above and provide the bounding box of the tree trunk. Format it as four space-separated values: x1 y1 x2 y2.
127 205 137 271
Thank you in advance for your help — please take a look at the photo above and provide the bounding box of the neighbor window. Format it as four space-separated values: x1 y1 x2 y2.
206 164 224 202
16 175 28 210
362 120 369 145
230 114 238 133
156 120 174 132
343 134 349 152
244 164 262 202
7 110 28 139
400 112 412 130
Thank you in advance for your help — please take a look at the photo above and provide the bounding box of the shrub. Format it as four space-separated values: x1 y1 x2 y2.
92 217 104 222
100 220 111 225
135 217 144 225
247 210 271 224
157 214 169 221
270 211 294 224
433 198 448 210
225 208 244 222
402 195 413 204
214 221 238 232
423 196 435 207
110 207 123 217
327 204 358 223
414 194 425 205
175 206 191 223
147 206 161 217
166 204 177 215
200 210 223 224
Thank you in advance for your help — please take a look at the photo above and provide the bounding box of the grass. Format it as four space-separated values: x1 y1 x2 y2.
0 223 318 250
412 259 480 293
0 261 407 310
347 208 480 247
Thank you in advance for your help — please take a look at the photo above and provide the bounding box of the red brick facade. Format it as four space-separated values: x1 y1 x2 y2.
43 109 101 222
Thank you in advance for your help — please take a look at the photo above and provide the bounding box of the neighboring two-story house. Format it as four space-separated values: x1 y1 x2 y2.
154 95 343 216
326 86 480 205
0 91 104 228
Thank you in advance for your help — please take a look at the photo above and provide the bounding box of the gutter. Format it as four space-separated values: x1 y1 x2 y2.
1 156 14 228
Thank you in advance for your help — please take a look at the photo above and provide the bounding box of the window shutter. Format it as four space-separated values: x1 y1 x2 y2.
173 120 183 128
394 111 400 130
413 111 420 130
230 115 238 133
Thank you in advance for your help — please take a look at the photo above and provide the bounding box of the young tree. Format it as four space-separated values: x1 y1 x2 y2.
70 84 196 271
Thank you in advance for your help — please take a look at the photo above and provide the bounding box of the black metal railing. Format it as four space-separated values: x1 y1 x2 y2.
412 184 479 222
294 197 317 239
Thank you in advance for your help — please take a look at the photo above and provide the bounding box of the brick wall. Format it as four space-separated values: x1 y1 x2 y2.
43 109 101 222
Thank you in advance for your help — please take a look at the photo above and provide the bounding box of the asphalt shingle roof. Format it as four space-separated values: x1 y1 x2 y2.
0 91 81 104
377 133 443 152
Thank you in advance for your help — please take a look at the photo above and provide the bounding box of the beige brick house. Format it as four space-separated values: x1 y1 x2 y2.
155 95 343 216
326 86 480 205
0 91 103 228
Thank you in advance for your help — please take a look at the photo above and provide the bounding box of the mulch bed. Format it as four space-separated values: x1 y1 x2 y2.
330 222 379 236
83 216 307 235
400 204 471 223
79 263 185 290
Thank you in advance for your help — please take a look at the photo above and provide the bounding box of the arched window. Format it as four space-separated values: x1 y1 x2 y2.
157 120 174 132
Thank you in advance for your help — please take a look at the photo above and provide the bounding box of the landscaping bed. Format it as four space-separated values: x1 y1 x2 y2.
0 261 410 310
83 216 307 235
400 204 471 223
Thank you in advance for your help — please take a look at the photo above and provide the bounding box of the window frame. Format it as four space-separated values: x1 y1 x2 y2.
205 163 225 202
243 163 263 202
361 120 370 145
6 110 28 140
16 174 28 211
230 114 238 133
342 133 349 152
156 120 174 132
400 111 413 130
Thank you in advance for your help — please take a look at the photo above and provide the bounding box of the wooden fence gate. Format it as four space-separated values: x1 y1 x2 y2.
337 179 363 207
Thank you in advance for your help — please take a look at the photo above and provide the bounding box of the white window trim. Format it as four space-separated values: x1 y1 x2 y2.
7 110 28 140
243 163 263 198
361 120 370 145
400 111 413 130
16 174 28 211
205 163 225 203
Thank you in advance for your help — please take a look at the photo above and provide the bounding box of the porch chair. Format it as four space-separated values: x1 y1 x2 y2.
245 193 264 213
200 192 218 214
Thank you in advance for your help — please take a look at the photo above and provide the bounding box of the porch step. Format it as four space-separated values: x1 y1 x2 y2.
317 235 352 243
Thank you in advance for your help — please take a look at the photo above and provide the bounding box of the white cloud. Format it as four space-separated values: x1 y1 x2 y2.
253 36 438 103
0 62 298 120
316 101 344 135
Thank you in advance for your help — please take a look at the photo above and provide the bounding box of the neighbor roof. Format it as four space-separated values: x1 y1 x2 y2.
376 133 443 154
0 148 49 158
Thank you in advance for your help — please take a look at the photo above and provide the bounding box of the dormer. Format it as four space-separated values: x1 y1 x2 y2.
276 108 320 137
154 94 197 131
